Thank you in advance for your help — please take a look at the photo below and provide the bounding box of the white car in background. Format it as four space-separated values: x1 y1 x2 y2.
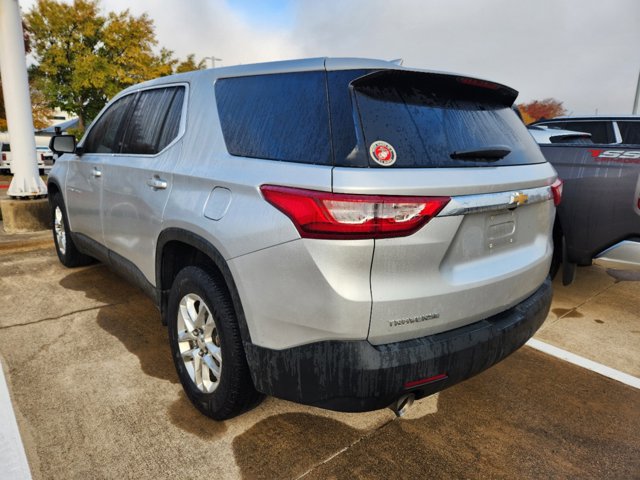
0 135 53 174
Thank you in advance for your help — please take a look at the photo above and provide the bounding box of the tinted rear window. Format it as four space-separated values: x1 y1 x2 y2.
215 72 331 165
549 121 614 144
327 69 370 167
351 70 544 168
618 121 640 144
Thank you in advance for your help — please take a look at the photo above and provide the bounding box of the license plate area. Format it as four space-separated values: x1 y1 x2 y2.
486 211 517 250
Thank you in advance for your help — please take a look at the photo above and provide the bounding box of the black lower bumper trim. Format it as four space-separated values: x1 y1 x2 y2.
244 278 552 412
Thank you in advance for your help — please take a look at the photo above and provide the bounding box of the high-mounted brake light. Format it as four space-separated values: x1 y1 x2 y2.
260 185 450 240
456 76 499 90
551 179 563 206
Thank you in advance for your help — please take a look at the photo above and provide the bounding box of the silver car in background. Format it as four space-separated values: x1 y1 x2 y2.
48 58 560 419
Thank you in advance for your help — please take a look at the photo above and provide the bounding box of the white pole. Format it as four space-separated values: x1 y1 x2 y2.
633 68 640 115
0 0 46 197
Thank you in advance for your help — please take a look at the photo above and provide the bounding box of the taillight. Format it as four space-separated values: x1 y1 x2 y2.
261 185 450 240
1 153 5 161
551 179 563 206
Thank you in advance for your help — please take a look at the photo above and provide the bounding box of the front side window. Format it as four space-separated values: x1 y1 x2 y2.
83 95 136 154
121 86 185 155
215 72 331 165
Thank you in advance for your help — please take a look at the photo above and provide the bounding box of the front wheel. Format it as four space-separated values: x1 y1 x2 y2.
51 192 93 267
167 266 261 420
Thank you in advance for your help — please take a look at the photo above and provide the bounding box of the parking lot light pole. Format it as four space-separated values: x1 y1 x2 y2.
633 68 640 115
0 0 47 198
204 56 222 68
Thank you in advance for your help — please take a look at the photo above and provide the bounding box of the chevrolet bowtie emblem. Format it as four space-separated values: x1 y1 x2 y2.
509 192 529 207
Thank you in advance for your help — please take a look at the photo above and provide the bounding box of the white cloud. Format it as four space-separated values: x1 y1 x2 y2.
20 0 302 66
19 0 640 114
290 0 640 115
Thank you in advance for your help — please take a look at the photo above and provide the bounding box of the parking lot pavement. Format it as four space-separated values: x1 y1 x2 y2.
0 247 638 479
536 265 640 377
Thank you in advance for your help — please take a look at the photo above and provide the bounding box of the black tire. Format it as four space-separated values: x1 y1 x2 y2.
550 215 563 279
50 192 94 267
561 237 577 286
167 266 261 420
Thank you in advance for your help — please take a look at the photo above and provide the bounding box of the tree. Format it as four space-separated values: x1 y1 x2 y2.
175 54 206 74
25 0 201 130
517 98 567 124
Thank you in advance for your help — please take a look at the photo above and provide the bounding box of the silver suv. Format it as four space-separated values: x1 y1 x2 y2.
48 58 560 420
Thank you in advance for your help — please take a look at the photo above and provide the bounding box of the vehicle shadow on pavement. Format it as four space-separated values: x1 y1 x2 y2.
58 263 144 306
232 412 362 479
168 392 228 439
59 266 179 384
232 348 640 480
95 301 179 384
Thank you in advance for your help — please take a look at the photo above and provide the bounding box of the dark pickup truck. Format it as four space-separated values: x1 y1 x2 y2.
530 117 640 283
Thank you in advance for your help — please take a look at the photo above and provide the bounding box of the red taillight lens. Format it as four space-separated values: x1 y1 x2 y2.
261 185 450 240
551 178 563 206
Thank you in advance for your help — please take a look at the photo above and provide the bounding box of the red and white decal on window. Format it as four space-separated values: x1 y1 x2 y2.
589 149 640 163
369 140 397 166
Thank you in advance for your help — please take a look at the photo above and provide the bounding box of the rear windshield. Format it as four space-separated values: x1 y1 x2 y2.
539 121 615 144
351 70 545 168
618 121 640 144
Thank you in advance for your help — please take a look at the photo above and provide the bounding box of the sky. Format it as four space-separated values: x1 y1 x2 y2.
19 0 640 115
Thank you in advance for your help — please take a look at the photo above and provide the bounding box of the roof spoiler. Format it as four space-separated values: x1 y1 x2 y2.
350 69 519 107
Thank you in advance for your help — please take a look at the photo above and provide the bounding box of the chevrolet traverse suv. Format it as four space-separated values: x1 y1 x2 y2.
48 58 560 419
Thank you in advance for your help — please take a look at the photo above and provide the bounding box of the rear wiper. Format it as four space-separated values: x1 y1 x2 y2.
450 146 511 161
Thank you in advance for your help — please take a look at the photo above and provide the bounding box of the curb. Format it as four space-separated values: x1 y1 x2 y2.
0 360 32 479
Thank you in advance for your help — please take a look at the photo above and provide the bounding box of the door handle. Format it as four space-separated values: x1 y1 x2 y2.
92 167 102 178
146 177 168 190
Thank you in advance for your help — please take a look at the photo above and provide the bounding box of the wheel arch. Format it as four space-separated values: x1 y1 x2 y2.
156 228 252 344
47 178 62 203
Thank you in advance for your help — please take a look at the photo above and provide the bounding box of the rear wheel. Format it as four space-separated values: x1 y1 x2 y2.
51 192 93 267
167 266 261 420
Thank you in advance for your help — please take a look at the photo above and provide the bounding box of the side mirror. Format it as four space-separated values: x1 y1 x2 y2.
49 135 78 155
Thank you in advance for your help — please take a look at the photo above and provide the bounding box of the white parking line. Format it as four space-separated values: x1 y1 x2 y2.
0 360 31 480
527 338 640 390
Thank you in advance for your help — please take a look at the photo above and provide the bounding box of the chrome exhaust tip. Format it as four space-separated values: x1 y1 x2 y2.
390 393 415 417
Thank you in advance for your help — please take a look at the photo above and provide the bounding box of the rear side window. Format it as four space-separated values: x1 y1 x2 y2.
617 121 640 144
122 86 185 155
157 88 185 150
351 70 544 168
215 72 331 165
327 69 370 167
560 121 614 144
83 94 136 154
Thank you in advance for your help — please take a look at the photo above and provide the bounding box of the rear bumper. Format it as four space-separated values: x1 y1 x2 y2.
593 240 640 271
244 278 552 412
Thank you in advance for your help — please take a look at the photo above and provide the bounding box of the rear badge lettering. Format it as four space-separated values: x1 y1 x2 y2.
590 149 640 163
370 140 397 166
389 313 440 328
